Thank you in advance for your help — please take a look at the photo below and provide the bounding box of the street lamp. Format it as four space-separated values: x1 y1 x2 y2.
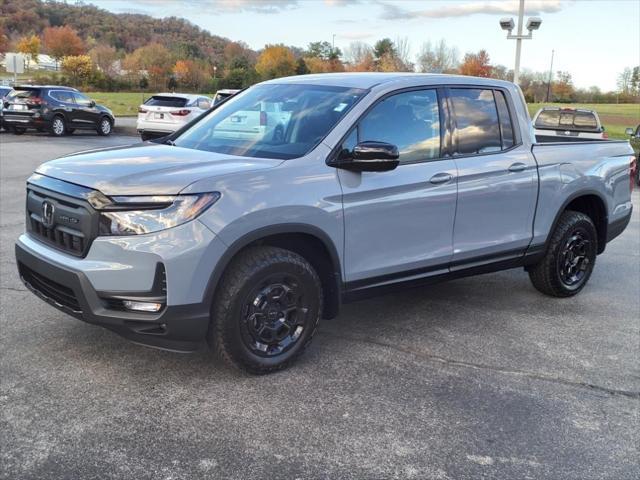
499 0 542 85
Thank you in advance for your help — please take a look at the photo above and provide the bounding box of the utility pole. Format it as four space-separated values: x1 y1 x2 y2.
546 49 554 102
513 0 525 85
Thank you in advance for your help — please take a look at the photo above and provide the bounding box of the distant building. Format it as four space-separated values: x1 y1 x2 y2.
1 53 58 71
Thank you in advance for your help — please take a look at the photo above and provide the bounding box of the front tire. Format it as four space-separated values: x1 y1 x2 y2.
12 127 26 135
528 211 597 297
209 246 322 374
50 116 65 136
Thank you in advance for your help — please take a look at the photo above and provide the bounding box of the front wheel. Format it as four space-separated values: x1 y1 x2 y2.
209 246 322 374
13 127 26 135
528 211 597 297
96 117 112 136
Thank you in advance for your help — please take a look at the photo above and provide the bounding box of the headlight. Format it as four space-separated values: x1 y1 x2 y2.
97 192 220 236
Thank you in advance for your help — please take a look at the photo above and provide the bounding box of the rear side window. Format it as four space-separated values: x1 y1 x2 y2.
359 89 441 163
450 88 501 155
49 90 75 103
495 91 515 149
144 96 188 108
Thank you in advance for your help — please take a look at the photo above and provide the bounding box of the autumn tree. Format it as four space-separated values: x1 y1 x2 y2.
0 26 9 54
89 44 119 78
344 41 374 72
255 45 296 79
43 26 84 66
62 55 93 86
126 43 174 90
303 40 344 72
459 50 492 77
417 39 459 73
17 35 41 70
552 71 575 102
173 59 209 91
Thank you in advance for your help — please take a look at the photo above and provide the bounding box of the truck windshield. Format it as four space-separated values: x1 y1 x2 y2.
174 84 367 159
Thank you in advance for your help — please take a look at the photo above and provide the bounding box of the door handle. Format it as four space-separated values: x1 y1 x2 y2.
429 172 454 184
508 162 527 172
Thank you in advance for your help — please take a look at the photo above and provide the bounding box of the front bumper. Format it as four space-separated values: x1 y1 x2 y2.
15 220 227 352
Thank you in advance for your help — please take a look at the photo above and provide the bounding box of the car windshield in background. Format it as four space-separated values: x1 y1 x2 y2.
174 84 367 159
535 110 599 131
145 96 188 108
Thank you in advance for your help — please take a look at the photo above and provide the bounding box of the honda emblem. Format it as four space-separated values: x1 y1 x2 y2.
42 200 55 228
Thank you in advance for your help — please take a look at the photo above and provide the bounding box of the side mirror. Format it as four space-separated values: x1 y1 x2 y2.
625 127 634 136
331 141 400 172
89 100 96 107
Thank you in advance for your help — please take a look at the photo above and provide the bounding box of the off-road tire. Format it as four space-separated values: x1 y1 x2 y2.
528 210 597 297
208 246 322 374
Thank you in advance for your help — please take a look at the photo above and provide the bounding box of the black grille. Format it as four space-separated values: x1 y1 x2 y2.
26 184 96 257
30 217 85 255
19 263 82 313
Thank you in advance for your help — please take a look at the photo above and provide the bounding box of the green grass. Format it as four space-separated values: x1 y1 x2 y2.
528 103 640 140
89 92 151 116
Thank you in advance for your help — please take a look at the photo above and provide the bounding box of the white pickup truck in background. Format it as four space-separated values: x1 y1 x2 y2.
532 107 607 140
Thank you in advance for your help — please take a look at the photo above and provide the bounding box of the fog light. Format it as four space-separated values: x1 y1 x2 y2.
122 300 163 312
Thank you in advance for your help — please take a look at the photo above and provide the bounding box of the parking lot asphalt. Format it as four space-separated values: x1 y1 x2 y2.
1 131 638 480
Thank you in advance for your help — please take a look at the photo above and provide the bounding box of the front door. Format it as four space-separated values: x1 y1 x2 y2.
72 92 100 127
338 89 458 287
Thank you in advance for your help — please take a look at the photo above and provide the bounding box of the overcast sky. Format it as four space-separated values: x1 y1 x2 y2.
91 0 639 91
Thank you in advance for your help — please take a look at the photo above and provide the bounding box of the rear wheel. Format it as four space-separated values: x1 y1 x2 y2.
209 246 322 374
528 211 597 297
140 132 154 141
96 117 112 136
50 116 65 136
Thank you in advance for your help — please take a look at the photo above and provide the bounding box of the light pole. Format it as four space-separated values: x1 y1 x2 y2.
499 0 542 85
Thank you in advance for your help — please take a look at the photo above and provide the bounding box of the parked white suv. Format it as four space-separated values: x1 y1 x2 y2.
532 107 607 140
137 93 212 140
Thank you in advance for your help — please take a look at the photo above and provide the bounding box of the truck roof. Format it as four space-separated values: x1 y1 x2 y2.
263 72 515 90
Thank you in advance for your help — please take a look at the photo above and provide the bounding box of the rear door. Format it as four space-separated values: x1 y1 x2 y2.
339 88 458 285
448 87 537 264
48 90 79 125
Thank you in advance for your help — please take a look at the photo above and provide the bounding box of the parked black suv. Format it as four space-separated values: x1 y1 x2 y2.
3 85 114 136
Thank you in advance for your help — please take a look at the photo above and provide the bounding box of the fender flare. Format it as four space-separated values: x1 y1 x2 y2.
201 222 343 313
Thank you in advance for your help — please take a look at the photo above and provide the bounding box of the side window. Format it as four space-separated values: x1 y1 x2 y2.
495 91 515 149
50 90 75 103
450 88 501 155
73 92 92 106
359 90 441 163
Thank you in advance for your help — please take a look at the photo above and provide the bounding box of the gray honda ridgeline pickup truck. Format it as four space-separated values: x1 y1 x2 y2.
16 73 636 373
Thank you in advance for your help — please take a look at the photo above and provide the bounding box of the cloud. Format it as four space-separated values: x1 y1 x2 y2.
380 0 566 20
216 0 299 14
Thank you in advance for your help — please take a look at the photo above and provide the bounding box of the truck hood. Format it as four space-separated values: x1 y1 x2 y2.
35 143 283 195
